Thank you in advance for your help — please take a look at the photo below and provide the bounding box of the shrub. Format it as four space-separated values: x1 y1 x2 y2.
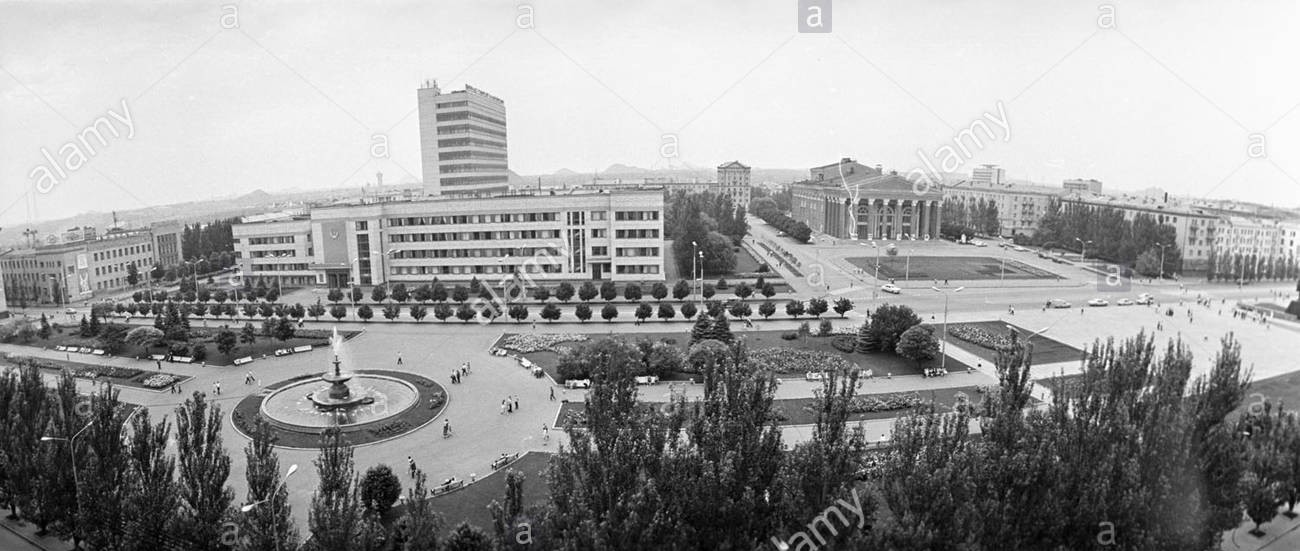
818 319 833 336
360 464 403 514
781 332 798 341
831 335 856 353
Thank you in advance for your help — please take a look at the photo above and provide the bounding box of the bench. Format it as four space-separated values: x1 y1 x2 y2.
273 349 292 357
78 347 94 354
233 356 254 366
434 479 464 495
55 346 68 352
91 349 105 356
634 375 660 385
565 379 591 389
172 356 193 364
491 453 521 470
804 371 826 381
292 345 312 353
150 354 167 361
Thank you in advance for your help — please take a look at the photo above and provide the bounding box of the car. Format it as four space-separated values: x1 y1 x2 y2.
972 240 988 247
1048 299 1071 309
1013 246 1029 252
1116 298 1135 306
1135 294 1154 305
64 308 77 315
1087 298 1109 307
881 284 902 294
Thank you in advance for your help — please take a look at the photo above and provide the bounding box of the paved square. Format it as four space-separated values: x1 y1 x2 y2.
846 255 1060 281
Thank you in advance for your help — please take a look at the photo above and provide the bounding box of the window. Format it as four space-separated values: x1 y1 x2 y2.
355 221 369 231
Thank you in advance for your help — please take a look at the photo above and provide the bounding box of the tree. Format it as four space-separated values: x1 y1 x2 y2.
97 324 129 354
489 470 527 547
240 322 258 345
734 282 753 300
532 286 551 302
578 282 598 302
309 300 326 321
866 304 921 353
126 326 165 348
574 303 593 323
541 303 562 323
758 301 776 319
785 300 805 319
273 317 296 341
327 288 344 303
215 328 239 356
1243 471 1280 535
635 302 653 323
806 298 829 318
37 314 51 339
556 282 576 303
433 303 453 322
444 522 493 551
711 315 734 343
357 305 374 322
79 315 92 337
410 304 428 322
308 427 362 551
122 407 178 550
78 384 130 551
455 304 476 323
350 286 364 303
895 325 940 368
690 314 712 345
651 282 669 302
601 303 619 323
330 305 348 321
657 303 676 322
371 285 388 303
702 283 716 299
126 263 141 286
450 285 469 304
391 284 410 303
728 301 752 319
672 280 691 300
832 297 854 318
761 283 776 299
680 302 698 320
383 304 402 321
359 465 403 516
240 417 299 551
624 283 643 302
432 283 449 303
508 304 530 323
173 392 235 551
396 468 442 551
599 281 618 302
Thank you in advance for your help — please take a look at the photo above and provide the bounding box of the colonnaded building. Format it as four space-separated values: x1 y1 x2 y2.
791 158 944 240
231 189 666 288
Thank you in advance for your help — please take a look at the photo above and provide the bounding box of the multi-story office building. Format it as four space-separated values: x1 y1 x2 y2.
1063 178 1103 194
232 189 665 287
970 164 1005 187
717 161 752 209
1211 217 1299 278
791 160 943 240
0 225 177 305
943 179 1063 237
417 81 509 197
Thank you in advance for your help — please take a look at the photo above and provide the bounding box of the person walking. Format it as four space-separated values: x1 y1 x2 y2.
500 400 507 415
507 398 514 414
549 387 555 401
513 396 520 411
156 359 162 370
397 352 403 365
542 424 550 445
443 419 451 438
408 456 416 478
213 381 221 395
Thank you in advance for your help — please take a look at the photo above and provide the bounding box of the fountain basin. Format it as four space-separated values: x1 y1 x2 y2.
260 374 419 432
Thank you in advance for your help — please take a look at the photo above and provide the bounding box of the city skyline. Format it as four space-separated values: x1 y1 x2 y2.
3 1 1298 226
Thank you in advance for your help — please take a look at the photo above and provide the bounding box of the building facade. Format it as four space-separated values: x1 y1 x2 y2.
232 189 666 288
970 164 1005 186
1211 217 1299 279
0 226 167 305
792 167 943 241
1063 178 1103 194
716 161 751 209
943 180 1063 237
417 81 509 197
1060 195 1220 271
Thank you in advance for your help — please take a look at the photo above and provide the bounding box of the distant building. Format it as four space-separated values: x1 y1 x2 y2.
0 224 177 305
943 180 1063 237
232 189 666 287
1059 194 1219 271
970 164 1005 186
716 161 752 209
417 81 509 197
1211 217 1299 279
791 159 942 240
1063 178 1103 194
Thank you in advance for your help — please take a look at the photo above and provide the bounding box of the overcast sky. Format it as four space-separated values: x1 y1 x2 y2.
2 0 1298 227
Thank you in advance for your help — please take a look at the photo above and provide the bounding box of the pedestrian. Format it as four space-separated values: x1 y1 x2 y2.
397 352 403 365
156 359 162 370
543 424 550 444
451 373 457 385
549 387 555 401
408 456 416 478
514 396 520 411
443 419 451 438
214 382 221 395
507 399 513 414
501 400 507 415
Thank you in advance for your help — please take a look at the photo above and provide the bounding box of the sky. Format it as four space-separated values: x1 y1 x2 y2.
2 0 1298 227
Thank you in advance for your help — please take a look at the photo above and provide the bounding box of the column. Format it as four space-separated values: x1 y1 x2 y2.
919 200 930 239
911 201 922 239
932 201 941 237
892 199 903 239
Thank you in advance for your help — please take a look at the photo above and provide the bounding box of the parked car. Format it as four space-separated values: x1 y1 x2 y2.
1013 246 1029 252
881 284 902 294
64 307 78 315
1116 298 1135 306
973 240 988 247
1135 293 1154 305
1087 298 1109 307
1048 299 1072 309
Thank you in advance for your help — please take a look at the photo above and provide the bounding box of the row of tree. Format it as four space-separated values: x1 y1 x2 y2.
1206 249 1299 283
327 278 779 305
180 217 238 264
939 196 1000 239
668 191 749 276
752 203 812 243
1030 198 1185 275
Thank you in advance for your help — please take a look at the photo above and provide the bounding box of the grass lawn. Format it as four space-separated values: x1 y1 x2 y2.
941 320 1085 365
385 451 554 533
845 255 1060 281
2 353 192 391
664 239 780 282
20 323 356 367
508 328 970 382
1236 370 1300 417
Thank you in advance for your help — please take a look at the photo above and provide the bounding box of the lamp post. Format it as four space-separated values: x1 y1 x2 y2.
691 241 699 301
931 286 964 370
41 421 96 545
1155 242 1170 281
869 241 881 282
697 251 704 308
904 248 913 282
240 463 299 551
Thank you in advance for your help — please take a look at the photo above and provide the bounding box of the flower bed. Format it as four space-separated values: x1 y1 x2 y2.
141 374 178 389
948 325 1013 351
843 391 923 414
749 347 851 374
499 333 590 354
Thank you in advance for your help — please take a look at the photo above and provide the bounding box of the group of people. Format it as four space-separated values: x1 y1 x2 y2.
243 370 257 385
450 362 471 384
501 395 521 415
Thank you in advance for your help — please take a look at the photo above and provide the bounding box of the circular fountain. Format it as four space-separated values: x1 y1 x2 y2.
241 328 444 446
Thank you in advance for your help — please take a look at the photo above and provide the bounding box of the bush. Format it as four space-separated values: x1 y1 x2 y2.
818 319 833 336
781 332 798 341
831 335 856 353
360 464 403 514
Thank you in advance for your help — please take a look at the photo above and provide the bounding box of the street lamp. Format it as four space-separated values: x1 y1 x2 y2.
691 241 699 301
240 463 299 551
1155 242 1170 281
931 286 965 370
41 421 96 544
869 241 881 282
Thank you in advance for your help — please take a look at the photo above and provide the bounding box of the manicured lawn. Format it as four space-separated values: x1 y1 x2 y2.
507 328 970 382
385 451 554 533
941 320 1085 365
845 255 1060 281
18 323 355 367
1236 370 1300 417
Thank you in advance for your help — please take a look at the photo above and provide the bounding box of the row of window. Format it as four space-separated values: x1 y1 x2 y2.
389 212 560 227
615 229 660 239
436 101 469 109
438 137 506 149
436 125 507 139
615 264 661 274
392 264 563 276
250 249 297 258
391 246 561 259
435 110 506 127
439 151 507 161
92 243 151 262
389 230 563 243
249 264 310 272
95 258 149 276
247 236 296 245
614 211 660 221
440 163 510 174
440 175 510 187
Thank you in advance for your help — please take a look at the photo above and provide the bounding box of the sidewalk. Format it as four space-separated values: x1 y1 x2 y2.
0 516 60 551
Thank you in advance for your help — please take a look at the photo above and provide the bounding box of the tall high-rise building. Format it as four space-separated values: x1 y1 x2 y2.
970 164 1005 186
417 81 509 197
716 161 752 210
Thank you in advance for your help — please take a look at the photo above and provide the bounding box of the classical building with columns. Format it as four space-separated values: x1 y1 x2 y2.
790 160 943 240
